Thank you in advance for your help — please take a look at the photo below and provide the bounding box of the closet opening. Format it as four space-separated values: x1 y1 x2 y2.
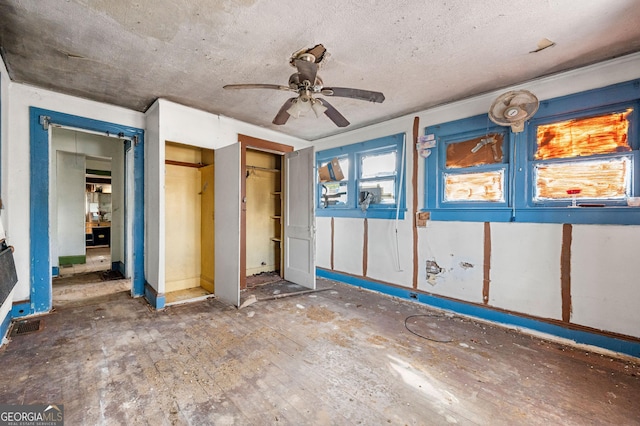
245 148 283 288
164 141 215 305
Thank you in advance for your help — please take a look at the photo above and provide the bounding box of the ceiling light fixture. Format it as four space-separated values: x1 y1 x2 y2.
311 99 327 118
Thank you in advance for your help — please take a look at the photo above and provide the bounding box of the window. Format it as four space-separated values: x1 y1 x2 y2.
530 108 633 205
319 156 349 207
442 132 508 203
316 133 406 219
425 79 640 224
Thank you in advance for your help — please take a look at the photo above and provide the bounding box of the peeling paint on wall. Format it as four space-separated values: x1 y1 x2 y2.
426 260 443 285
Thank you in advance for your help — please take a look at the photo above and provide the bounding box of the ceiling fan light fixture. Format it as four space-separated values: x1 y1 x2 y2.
311 99 327 118
286 98 311 118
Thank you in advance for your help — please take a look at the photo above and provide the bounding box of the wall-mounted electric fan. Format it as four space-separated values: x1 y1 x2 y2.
488 90 539 132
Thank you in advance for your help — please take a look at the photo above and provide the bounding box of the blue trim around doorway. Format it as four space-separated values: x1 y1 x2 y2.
317 268 640 359
27 107 145 316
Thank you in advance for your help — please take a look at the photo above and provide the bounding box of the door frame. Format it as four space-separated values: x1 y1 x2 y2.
18 107 145 317
238 135 293 290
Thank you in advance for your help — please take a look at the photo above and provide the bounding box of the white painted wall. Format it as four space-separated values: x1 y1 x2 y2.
417 221 485 304
4 80 144 302
314 52 640 340
490 223 563 320
144 102 161 293
366 219 412 284
571 225 640 338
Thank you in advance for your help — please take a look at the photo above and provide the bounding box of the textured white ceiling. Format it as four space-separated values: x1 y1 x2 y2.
2 0 640 140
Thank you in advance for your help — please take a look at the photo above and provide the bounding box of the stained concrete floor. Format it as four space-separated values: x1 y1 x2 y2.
1 279 639 425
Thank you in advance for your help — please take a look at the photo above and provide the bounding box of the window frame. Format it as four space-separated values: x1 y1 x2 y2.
438 128 510 207
425 114 515 222
316 133 406 219
424 78 640 225
524 102 638 208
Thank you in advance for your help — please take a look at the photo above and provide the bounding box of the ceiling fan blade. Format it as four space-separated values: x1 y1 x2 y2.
293 58 318 85
223 84 292 91
321 87 385 103
273 98 296 125
319 99 350 127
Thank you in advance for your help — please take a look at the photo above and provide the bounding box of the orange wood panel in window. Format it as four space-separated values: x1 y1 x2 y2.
535 158 629 199
535 109 632 160
444 170 504 202
446 134 504 168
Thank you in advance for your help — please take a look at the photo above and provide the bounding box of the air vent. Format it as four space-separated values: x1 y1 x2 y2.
11 319 43 336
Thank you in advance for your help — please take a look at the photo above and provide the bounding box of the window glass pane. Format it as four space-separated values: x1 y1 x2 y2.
361 151 396 178
359 179 396 204
446 134 504 168
534 157 630 200
320 181 348 206
535 109 632 160
320 157 349 181
444 170 505 202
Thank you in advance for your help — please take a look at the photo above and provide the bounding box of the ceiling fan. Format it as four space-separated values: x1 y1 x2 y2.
488 89 539 133
223 44 385 127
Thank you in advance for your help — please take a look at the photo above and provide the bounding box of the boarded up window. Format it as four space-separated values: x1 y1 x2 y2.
446 134 504 168
444 170 505 202
533 109 633 201
534 157 629 200
535 109 631 160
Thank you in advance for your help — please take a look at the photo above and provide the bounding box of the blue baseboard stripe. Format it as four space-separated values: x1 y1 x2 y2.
144 282 165 310
317 268 640 358
11 302 31 318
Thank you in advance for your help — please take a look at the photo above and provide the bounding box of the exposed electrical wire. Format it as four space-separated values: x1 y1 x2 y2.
404 313 453 343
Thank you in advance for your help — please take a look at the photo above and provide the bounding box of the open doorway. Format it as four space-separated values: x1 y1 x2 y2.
83 162 113 276
50 128 129 307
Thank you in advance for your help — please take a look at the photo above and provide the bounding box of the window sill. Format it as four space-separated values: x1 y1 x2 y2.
316 208 406 220
423 206 640 225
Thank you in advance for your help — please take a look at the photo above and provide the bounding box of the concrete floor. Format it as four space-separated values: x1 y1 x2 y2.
1 279 639 425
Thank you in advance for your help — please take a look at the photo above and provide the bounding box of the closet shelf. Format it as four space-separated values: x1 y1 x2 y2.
247 165 280 173
165 159 207 168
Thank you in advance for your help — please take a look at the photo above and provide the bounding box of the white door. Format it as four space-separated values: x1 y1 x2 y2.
284 147 316 289
214 143 241 306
